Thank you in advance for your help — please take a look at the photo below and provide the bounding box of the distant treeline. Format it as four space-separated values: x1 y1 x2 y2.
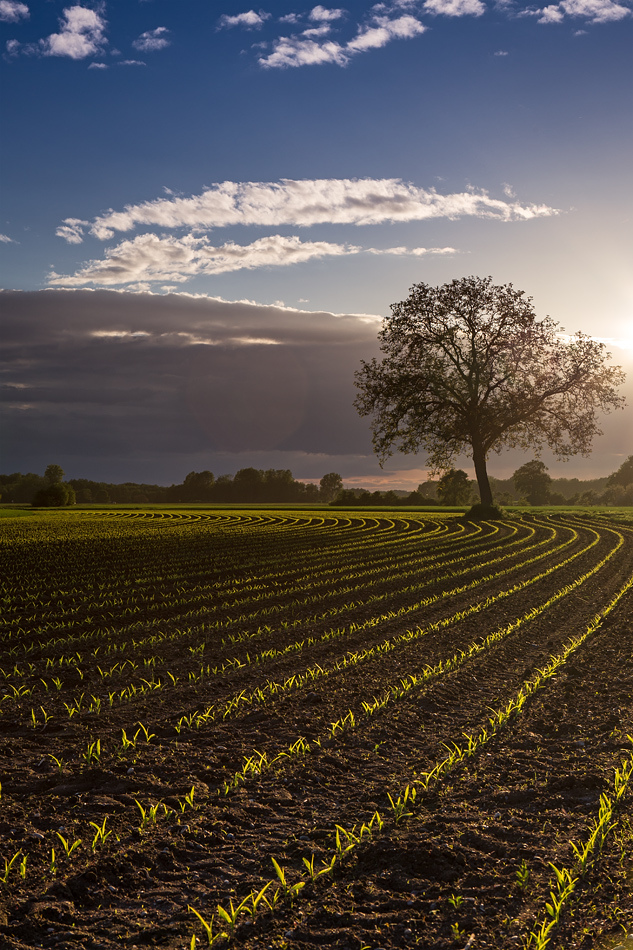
0 468 338 505
1 458 631 507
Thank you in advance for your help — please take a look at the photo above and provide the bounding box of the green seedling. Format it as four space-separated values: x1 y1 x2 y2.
83 738 101 764
387 784 416 823
448 893 464 909
179 786 196 813
55 832 81 859
89 816 112 852
135 721 156 743
516 859 530 890
48 754 65 773
1 852 22 884
189 906 225 947
272 857 305 903
19 855 27 879
50 847 57 876
216 894 253 936
302 853 336 881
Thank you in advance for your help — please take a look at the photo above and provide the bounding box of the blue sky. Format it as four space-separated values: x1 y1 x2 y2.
1 1 631 487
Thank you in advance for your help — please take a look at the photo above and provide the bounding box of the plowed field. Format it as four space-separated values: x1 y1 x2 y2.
1 509 632 950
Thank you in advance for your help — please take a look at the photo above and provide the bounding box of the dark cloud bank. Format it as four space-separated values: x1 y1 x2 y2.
0 289 384 483
1 290 629 486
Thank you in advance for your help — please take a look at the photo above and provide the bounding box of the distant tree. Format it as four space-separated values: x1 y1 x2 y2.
95 488 110 503
437 469 473 506
513 460 552 505
32 482 75 507
354 276 625 508
417 480 438 500
320 472 344 503
606 456 633 489
182 471 215 501
45 464 65 485
75 488 93 503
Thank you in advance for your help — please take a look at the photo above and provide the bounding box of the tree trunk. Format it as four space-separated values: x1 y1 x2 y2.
472 442 493 507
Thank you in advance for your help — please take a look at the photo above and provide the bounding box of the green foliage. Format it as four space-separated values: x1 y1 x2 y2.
513 460 552 505
437 469 473 506
319 472 343 502
32 482 76 507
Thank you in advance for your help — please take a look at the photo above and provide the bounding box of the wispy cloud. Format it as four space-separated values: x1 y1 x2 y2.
423 0 485 15
38 6 107 60
49 233 459 286
56 218 89 244
132 27 170 51
0 232 16 243
309 5 346 21
64 178 557 241
217 9 271 29
260 12 425 66
0 1 28 23
49 234 362 286
532 0 631 21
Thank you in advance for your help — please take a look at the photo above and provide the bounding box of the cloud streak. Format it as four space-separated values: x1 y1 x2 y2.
59 177 557 242
132 27 170 52
217 10 271 29
533 0 631 21
259 13 425 67
48 233 458 286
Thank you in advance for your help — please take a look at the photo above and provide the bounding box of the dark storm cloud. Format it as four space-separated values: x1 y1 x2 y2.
0 289 382 478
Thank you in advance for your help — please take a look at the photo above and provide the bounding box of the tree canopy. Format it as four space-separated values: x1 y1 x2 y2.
354 276 626 507
513 459 552 506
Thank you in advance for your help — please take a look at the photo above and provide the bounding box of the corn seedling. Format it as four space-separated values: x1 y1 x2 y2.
387 785 416 823
271 857 305 903
1 852 22 884
516 859 530 890
55 832 81 859
89 816 112 852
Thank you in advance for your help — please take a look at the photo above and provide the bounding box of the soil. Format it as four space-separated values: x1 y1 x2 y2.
0 509 632 950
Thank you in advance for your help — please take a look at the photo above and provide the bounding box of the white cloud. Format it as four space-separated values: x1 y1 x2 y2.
494 48 509 54
80 177 558 240
535 0 630 21
536 4 566 19
39 6 107 60
56 218 89 244
49 233 462 287
119 59 146 66
302 24 333 36
347 14 425 51
218 10 271 29
309 5 346 21
261 10 425 66
88 61 107 69
0 232 15 243
260 35 347 67
48 233 362 286
0 1 28 23
367 245 458 255
132 27 170 51
279 12 300 23
424 0 485 13
5 38 20 55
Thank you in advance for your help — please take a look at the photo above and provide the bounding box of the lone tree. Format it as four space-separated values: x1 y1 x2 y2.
320 472 343 503
354 276 625 508
513 459 552 506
